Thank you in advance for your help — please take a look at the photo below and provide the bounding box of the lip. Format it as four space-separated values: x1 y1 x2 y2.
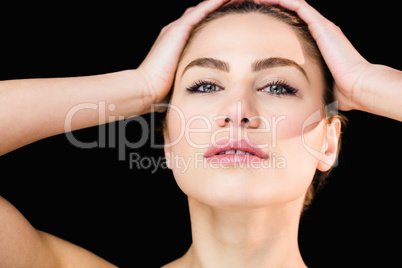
204 139 268 164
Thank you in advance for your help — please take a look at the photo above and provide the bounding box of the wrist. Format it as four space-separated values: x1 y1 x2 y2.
338 61 374 113
117 69 156 116
354 64 402 120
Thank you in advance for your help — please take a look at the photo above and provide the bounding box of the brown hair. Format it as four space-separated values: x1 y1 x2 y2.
169 1 345 211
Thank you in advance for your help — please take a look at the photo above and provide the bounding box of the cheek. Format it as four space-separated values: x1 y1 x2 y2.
254 103 326 194
270 105 325 191
166 103 213 150
274 107 325 154
165 101 211 181
166 105 186 145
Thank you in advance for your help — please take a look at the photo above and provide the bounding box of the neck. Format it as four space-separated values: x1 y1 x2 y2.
181 198 307 268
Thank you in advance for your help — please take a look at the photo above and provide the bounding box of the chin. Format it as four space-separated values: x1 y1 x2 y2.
176 168 309 211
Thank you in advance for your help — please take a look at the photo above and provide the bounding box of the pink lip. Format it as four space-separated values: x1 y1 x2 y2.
204 139 268 164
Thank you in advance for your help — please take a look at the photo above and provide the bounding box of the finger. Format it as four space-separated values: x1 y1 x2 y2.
178 0 231 28
257 0 328 28
153 0 232 62
224 0 245 5
139 0 232 104
259 0 366 65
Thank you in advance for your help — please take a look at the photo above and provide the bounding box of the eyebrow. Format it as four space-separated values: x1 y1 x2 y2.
181 57 230 77
252 57 309 81
181 56 309 81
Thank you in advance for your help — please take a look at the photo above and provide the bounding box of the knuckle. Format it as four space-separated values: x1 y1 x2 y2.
184 6 195 15
325 19 340 31
160 24 171 35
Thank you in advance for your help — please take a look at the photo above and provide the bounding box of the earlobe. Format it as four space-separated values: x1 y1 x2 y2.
317 117 342 172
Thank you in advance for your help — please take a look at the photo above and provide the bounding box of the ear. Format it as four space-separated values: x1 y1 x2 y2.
163 129 172 170
317 117 342 172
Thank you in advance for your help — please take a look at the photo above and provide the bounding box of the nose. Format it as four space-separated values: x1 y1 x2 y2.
216 97 260 128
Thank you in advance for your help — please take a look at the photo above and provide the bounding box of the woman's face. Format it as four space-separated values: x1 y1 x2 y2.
164 13 336 210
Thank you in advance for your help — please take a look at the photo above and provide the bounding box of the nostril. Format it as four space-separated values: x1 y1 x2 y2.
241 118 250 124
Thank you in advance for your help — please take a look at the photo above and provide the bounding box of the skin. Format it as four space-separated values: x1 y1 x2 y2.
252 0 402 121
0 0 231 157
162 13 340 268
0 0 400 267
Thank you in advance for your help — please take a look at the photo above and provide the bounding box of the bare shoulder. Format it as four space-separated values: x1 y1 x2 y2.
161 260 181 268
161 254 189 268
40 231 117 268
0 195 54 267
0 196 116 268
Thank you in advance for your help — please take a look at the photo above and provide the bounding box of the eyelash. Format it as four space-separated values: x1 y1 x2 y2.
258 80 299 96
186 79 299 96
186 80 222 94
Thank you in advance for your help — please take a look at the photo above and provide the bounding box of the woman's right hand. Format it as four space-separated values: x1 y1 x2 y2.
137 0 229 112
254 0 402 121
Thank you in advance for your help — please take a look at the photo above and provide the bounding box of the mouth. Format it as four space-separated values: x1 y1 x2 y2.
204 139 268 164
216 149 255 156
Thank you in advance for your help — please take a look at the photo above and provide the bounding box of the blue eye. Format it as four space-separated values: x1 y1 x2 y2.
259 80 299 96
262 85 286 94
187 80 223 93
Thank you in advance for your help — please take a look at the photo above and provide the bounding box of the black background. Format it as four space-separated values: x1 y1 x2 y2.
0 1 401 267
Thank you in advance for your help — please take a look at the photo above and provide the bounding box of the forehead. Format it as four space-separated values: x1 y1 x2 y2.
178 13 308 72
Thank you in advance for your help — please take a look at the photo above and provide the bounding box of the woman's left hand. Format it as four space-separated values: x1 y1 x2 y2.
138 0 230 113
231 0 402 121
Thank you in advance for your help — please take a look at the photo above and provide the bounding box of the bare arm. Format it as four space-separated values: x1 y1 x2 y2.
352 64 402 121
0 196 116 268
0 0 230 266
0 70 150 156
0 0 230 157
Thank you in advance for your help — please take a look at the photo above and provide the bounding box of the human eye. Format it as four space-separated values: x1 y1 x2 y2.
186 80 223 93
258 80 299 96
